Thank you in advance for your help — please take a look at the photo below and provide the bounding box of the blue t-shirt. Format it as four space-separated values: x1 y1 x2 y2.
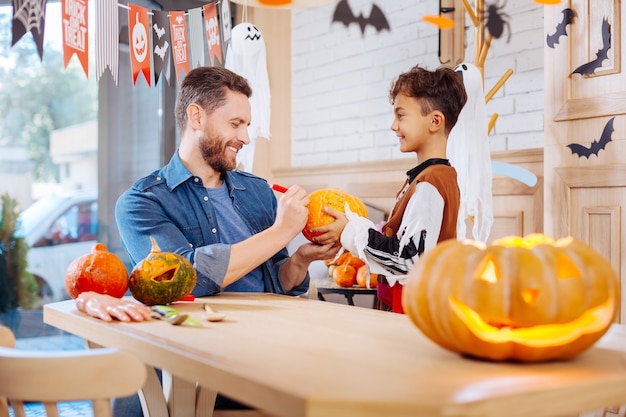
205 183 264 292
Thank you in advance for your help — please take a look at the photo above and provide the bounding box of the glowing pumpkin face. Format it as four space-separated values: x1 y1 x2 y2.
402 234 619 362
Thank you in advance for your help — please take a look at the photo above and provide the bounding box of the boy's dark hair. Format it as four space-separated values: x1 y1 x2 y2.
389 65 468 135
175 66 253 130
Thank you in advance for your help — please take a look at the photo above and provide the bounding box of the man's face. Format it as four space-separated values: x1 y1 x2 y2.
198 90 251 173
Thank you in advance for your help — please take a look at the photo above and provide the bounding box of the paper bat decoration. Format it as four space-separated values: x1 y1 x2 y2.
566 117 615 159
332 0 390 36
571 18 611 77
546 8 575 48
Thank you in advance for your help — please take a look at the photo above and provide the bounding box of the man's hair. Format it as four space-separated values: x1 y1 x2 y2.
389 65 468 135
175 67 253 130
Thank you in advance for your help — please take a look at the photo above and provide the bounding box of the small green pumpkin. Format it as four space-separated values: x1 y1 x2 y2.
129 237 197 306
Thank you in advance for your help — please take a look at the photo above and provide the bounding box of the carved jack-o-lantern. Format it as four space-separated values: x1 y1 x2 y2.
402 234 619 362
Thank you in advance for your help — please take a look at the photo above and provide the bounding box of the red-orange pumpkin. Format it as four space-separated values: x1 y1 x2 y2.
333 264 357 288
129 237 197 306
64 243 129 299
303 188 368 242
402 234 619 362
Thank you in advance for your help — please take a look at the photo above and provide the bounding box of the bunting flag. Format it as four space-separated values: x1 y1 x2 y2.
11 0 47 60
188 7 205 69
61 0 88 78
152 10 172 87
10 0 237 86
204 2 223 67
219 0 233 64
128 3 151 86
95 0 119 85
169 10 191 83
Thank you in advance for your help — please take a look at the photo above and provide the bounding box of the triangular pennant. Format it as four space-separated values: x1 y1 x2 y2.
152 10 172 87
128 3 151 87
61 0 89 78
218 0 232 65
11 0 47 61
203 2 222 67
169 10 190 83
188 7 204 69
95 0 119 85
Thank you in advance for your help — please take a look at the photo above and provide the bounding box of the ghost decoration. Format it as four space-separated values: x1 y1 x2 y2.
225 22 271 172
447 62 493 242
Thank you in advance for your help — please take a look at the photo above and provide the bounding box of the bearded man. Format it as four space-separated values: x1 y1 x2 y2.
116 66 339 297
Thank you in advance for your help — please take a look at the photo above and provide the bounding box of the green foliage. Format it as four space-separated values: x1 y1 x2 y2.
0 194 39 313
0 9 97 181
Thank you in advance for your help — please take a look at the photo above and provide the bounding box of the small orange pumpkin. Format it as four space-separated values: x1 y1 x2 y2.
356 265 378 289
333 264 357 287
129 237 197 306
303 188 368 242
64 243 129 299
402 234 619 362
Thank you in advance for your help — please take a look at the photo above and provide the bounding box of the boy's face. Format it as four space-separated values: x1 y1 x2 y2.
390 93 432 154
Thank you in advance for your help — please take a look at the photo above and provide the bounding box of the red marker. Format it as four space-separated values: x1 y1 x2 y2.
270 183 288 193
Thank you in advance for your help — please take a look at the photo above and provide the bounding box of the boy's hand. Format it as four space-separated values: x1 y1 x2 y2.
310 207 348 245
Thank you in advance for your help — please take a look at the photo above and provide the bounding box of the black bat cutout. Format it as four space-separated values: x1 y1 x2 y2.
571 18 611 77
332 0 390 36
546 8 575 48
566 117 615 159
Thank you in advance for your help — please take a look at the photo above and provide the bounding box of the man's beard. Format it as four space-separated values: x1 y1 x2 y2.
199 132 238 173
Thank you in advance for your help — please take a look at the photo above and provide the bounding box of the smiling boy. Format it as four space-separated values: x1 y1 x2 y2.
312 64 467 313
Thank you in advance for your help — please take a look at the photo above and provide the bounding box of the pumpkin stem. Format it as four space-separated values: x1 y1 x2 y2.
149 236 162 253
93 242 108 252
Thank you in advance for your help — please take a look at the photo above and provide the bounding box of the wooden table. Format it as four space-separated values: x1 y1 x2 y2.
44 293 626 417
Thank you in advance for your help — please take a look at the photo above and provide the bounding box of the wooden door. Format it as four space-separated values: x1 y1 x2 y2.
544 0 626 321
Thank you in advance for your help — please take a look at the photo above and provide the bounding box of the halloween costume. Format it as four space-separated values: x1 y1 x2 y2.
340 159 460 313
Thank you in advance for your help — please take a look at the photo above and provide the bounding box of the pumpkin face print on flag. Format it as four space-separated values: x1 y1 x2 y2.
128 3 151 86
204 2 223 67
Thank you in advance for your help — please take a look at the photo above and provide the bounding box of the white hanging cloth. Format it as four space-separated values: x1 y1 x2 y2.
225 17 271 173
447 62 493 242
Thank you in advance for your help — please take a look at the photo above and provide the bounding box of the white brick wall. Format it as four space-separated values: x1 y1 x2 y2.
291 0 544 166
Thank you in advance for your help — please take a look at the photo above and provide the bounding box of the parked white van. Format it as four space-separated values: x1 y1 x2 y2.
16 190 98 302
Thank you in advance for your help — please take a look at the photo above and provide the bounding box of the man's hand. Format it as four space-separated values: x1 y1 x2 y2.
273 185 310 237
75 292 152 322
294 241 342 263
310 207 348 245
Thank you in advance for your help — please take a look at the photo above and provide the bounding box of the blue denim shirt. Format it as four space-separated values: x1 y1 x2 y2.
115 151 309 296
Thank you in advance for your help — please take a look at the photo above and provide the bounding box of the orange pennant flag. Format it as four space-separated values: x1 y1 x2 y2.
128 3 151 86
61 0 89 77
169 10 190 83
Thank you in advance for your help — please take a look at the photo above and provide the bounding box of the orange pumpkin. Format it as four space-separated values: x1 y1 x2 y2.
402 234 619 362
356 265 378 289
302 188 368 242
129 237 197 306
64 243 129 299
333 264 357 287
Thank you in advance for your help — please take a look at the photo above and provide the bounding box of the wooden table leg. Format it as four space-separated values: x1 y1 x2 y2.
195 386 218 417
162 371 198 417
138 366 169 417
